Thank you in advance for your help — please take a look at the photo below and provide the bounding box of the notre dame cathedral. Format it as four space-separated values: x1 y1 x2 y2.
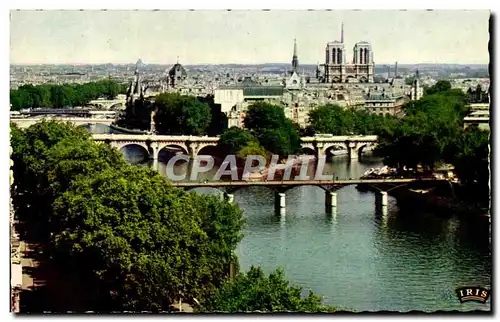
317 23 375 83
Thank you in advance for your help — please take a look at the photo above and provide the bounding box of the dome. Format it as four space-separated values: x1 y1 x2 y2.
169 63 187 77
136 58 145 69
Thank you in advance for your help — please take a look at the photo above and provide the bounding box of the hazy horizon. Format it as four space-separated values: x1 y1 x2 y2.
10 10 490 65
9 62 490 67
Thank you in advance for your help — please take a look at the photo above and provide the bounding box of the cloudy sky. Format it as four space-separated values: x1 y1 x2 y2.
10 10 490 65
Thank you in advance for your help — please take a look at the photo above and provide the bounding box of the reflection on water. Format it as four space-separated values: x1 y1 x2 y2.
92 126 491 312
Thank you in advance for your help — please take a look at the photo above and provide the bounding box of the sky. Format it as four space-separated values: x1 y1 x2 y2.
10 10 491 65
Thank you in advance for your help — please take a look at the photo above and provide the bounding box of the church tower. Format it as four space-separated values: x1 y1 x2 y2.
291 38 299 73
126 59 144 104
410 70 423 101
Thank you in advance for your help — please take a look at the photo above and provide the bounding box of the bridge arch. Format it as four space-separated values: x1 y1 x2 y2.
196 143 220 157
324 143 348 158
118 143 150 164
158 143 189 156
300 146 316 156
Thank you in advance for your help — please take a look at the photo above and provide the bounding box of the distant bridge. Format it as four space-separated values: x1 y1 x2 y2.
10 108 118 129
11 116 115 129
93 134 378 160
172 178 445 214
88 98 127 109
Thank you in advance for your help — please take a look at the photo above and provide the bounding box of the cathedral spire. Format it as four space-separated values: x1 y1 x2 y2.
341 22 344 43
291 38 299 73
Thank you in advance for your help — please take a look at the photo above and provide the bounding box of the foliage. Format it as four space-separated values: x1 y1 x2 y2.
202 266 338 313
307 104 398 136
218 127 259 156
11 121 246 311
10 79 125 110
375 91 466 171
244 102 301 156
51 167 245 311
116 98 153 131
449 128 490 201
244 101 288 130
425 80 452 96
153 93 212 135
236 141 268 159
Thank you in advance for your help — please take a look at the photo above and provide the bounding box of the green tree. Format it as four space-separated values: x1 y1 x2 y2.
218 127 259 155
244 102 288 131
450 128 489 202
236 141 267 159
117 98 153 131
425 80 452 96
202 266 338 312
51 166 244 311
244 102 301 157
154 93 212 135
9 80 125 109
11 120 246 311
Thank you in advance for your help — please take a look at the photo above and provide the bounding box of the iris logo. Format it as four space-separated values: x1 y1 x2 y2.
456 287 490 304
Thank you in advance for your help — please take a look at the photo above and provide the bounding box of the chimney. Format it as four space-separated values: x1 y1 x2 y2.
395 61 398 78
387 65 391 79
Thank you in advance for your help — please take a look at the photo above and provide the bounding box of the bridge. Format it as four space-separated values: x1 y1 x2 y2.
88 98 127 109
171 178 445 215
11 116 115 129
93 134 378 160
10 108 119 129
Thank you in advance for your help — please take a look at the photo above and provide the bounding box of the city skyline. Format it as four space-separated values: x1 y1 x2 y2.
10 10 490 65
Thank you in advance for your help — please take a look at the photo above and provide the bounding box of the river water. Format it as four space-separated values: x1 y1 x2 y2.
88 124 492 312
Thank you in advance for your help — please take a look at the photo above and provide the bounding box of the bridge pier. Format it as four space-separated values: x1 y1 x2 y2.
348 143 359 160
151 158 159 172
275 192 286 214
325 191 337 213
375 191 388 207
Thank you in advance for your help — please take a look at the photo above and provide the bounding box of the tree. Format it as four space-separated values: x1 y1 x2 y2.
202 266 338 312
117 98 153 131
243 102 288 131
154 93 212 135
308 104 395 137
236 141 267 159
243 102 301 157
218 127 259 156
11 120 246 312
10 120 120 241
51 166 245 311
450 128 489 202
425 80 452 96
9 80 125 109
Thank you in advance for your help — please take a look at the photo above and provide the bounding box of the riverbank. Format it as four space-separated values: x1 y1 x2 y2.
390 185 489 219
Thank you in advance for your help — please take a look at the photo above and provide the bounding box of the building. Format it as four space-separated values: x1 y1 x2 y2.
126 59 145 104
320 23 375 83
463 109 490 131
284 39 306 90
168 59 188 88
362 93 407 116
409 70 424 101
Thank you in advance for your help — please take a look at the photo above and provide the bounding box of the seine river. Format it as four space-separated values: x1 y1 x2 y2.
89 124 491 312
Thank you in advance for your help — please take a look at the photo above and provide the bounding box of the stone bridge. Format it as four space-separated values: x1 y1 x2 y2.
88 98 127 109
92 134 378 160
92 134 220 160
300 135 378 159
11 116 115 129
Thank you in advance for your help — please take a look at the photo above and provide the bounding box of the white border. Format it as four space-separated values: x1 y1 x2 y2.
2 2 498 322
